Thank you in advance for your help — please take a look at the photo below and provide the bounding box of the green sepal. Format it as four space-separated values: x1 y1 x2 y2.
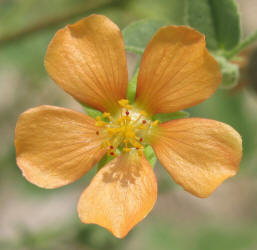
127 69 139 103
123 19 169 54
152 111 189 123
96 154 113 172
185 0 241 51
144 145 157 168
215 55 239 89
83 104 102 119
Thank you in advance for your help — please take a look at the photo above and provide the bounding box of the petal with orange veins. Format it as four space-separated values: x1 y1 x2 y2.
15 105 106 189
78 153 157 238
152 118 242 198
45 15 128 113
136 26 222 114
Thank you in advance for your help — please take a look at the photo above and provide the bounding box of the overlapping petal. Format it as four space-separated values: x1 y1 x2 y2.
15 105 106 188
78 152 157 238
136 26 222 114
45 14 128 113
152 118 242 197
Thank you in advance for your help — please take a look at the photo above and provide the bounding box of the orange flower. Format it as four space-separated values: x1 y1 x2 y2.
15 15 242 238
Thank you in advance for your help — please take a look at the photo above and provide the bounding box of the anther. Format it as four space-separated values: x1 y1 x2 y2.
140 110 148 117
138 150 143 156
95 121 106 127
152 120 159 127
103 112 111 118
142 120 147 124
139 125 146 129
125 104 133 110
110 152 115 156
126 111 130 116
110 145 114 150
96 131 99 135
118 99 129 107
139 138 143 142
123 147 131 152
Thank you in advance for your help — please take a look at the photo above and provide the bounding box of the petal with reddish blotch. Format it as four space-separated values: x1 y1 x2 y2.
15 105 106 188
136 26 222 114
45 15 128 113
78 153 157 238
152 118 242 197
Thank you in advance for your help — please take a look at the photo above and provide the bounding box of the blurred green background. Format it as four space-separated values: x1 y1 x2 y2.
1 0 257 249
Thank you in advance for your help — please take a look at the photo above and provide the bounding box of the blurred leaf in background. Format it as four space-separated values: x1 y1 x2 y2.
185 0 241 51
123 19 169 54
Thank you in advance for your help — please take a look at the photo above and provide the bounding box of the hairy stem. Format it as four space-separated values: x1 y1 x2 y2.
226 29 257 59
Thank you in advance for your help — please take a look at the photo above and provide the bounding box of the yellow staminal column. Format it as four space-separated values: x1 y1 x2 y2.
95 99 158 157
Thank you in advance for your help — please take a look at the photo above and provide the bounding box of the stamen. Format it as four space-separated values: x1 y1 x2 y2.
118 99 129 106
99 99 155 157
95 121 106 127
123 147 131 152
138 150 143 156
138 124 146 129
140 110 148 117
118 99 132 110
125 104 133 110
152 120 159 127
103 112 111 118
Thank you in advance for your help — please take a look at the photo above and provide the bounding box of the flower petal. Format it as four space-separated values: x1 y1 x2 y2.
15 105 106 188
45 15 128 113
152 118 242 197
135 26 222 114
78 152 157 238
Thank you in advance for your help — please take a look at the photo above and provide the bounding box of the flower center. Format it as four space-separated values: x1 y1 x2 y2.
95 99 159 157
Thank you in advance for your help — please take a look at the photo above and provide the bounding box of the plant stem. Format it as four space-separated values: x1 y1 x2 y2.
226 29 257 59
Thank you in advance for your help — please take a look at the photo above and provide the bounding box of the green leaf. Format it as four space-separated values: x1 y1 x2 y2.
185 0 241 51
152 111 189 122
123 19 169 54
214 55 239 89
83 105 102 119
144 145 157 167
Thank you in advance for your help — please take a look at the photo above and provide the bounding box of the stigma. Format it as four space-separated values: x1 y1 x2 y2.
95 99 158 157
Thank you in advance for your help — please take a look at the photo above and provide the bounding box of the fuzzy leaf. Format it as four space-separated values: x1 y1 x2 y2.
215 55 239 89
123 19 168 54
185 0 241 50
